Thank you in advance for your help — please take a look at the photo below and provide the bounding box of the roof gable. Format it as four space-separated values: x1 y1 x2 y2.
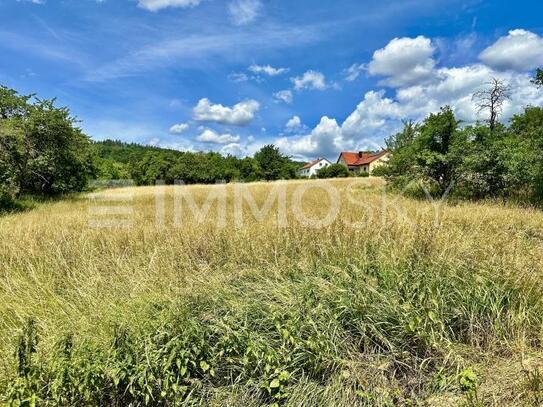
338 150 388 166
301 158 329 170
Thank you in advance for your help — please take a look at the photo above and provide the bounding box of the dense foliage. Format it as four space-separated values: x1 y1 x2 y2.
0 86 93 207
93 141 300 185
316 163 350 178
383 105 543 202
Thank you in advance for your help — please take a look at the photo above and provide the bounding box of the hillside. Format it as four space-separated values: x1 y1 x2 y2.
1 178 543 405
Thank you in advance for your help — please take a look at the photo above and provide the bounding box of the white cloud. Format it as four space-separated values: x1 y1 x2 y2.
479 29 543 71
277 116 346 158
228 0 262 26
248 64 288 76
228 72 249 82
169 123 189 134
196 129 240 144
285 115 302 132
276 57 543 160
17 0 44 4
137 0 202 12
220 143 245 157
291 70 327 91
368 36 436 87
274 90 293 104
344 63 366 81
193 98 260 126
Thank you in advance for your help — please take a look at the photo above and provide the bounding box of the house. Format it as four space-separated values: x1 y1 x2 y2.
298 158 332 177
337 150 390 174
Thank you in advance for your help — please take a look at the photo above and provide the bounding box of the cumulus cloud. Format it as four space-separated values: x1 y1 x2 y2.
169 123 189 134
220 143 245 157
276 38 543 160
248 64 288 76
277 117 346 159
285 115 303 132
228 0 262 26
137 0 201 12
193 98 260 126
291 70 327 91
479 29 543 71
368 36 437 87
274 90 293 104
196 129 240 144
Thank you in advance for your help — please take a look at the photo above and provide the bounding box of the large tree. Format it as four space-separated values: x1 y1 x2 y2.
254 144 295 181
0 85 94 201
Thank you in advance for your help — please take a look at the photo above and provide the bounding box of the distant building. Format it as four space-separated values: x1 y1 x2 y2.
298 158 332 177
337 150 390 174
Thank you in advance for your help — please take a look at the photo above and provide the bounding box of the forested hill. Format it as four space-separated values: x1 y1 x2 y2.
93 140 177 164
92 139 303 185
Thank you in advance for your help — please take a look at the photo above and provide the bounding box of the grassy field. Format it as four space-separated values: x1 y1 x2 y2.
1 178 543 405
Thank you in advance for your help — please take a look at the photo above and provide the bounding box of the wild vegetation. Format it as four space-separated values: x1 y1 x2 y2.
0 86 94 210
1 70 543 405
1 178 543 405
94 141 302 186
383 76 543 203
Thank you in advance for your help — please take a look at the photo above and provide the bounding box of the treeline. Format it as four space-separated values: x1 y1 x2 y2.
382 72 543 202
94 141 301 185
0 84 304 210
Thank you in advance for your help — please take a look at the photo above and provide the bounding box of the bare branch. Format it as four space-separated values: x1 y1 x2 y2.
472 77 511 131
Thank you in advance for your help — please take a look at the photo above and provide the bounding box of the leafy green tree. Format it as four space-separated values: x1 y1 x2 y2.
414 106 460 194
532 68 543 88
383 120 419 186
451 124 507 199
503 106 543 200
0 85 93 203
316 163 350 178
0 85 30 119
237 157 263 182
254 145 295 181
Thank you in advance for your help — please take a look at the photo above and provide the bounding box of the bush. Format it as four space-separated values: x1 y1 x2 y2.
370 165 388 177
316 164 350 179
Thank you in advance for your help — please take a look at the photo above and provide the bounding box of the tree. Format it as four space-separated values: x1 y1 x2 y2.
451 124 507 199
0 85 94 200
532 68 543 88
254 145 294 181
316 163 350 179
503 106 543 200
472 78 511 132
415 106 461 194
383 120 419 182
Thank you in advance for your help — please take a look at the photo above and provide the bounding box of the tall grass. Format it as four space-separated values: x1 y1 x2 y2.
1 178 543 405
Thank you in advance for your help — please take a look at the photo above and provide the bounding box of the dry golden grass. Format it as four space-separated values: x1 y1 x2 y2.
1 177 543 405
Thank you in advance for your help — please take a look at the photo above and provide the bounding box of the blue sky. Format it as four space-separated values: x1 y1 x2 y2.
1 0 542 161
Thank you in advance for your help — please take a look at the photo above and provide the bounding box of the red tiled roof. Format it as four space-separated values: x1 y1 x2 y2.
338 150 388 166
301 158 323 169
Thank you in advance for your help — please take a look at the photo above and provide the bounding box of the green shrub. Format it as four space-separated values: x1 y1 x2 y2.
316 164 350 179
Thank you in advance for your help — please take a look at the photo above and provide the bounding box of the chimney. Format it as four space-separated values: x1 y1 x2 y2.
358 151 363 158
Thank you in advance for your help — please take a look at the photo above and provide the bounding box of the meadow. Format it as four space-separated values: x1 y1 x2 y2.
1 178 543 406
